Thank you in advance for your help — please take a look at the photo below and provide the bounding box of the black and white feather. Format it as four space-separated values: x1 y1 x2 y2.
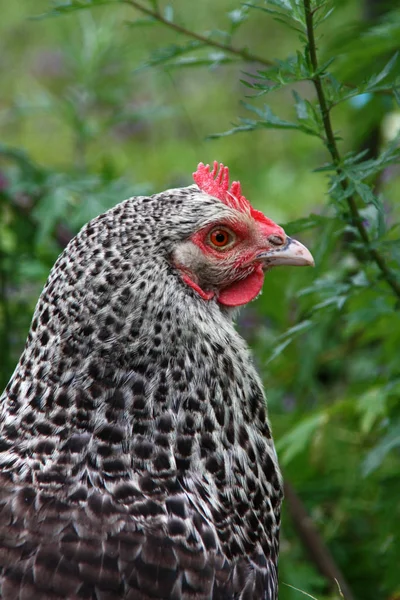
0 185 283 600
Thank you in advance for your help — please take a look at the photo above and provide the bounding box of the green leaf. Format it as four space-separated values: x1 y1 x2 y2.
353 182 378 205
165 53 237 70
292 89 308 120
267 338 293 363
282 213 331 235
135 40 206 70
277 413 328 465
365 52 398 90
292 90 321 134
0 144 44 178
36 0 119 18
33 188 71 246
393 86 400 106
298 276 350 298
228 6 249 32
164 5 173 22
279 319 313 340
312 295 347 311
362 420 400 476
357 387 387 434
238 103 321 137
207 124 256 139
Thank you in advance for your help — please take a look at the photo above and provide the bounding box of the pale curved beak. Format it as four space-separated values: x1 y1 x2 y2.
257 237 314 268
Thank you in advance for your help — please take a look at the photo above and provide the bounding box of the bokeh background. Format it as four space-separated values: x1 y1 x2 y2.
1 1 400 599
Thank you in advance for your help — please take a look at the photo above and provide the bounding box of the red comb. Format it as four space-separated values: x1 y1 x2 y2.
192 161 283 236
193 162 250 213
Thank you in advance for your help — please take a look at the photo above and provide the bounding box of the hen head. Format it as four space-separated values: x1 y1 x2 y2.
173 161 314 307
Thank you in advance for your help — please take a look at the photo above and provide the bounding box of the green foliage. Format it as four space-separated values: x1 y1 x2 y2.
1 1 400 599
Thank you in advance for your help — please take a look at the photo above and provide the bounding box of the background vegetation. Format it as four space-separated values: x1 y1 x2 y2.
1 0 399 598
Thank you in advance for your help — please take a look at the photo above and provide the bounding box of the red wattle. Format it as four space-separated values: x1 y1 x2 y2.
217 266 264 307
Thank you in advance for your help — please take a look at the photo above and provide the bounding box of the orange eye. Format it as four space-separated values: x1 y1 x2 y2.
209 227 235 249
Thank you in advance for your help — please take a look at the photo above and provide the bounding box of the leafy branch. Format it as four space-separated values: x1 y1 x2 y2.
123 0 273 67
303 0 400 301
122 0 400 302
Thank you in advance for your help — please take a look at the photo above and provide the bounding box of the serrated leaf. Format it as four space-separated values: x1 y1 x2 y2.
365 53 398 89
314 6 334 26
313 162 336 173
292 90 308 120
272 15 305 34
342 148 371 166
353 182 379 207
135 40 205 70
241 103 320 136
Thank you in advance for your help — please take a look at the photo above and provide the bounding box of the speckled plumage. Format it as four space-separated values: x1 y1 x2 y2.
0 182 285 600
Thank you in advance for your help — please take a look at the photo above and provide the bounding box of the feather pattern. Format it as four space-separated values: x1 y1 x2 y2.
0 182 283 599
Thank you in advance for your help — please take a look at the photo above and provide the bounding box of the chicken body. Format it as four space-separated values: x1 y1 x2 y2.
0 167 313 600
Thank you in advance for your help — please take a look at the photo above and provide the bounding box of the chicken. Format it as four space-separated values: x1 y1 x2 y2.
0 162 314 600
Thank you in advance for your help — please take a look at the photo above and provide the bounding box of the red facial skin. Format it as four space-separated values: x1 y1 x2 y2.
185 162 289 306
181 216 286 307
181 274 215 301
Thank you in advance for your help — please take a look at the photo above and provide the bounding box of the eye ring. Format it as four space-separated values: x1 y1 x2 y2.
208 227 236 250
268 234 285 246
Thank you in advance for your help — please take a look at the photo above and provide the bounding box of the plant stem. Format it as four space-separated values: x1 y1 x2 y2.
303 0 400 301
284 480 355 600
123 0 273 68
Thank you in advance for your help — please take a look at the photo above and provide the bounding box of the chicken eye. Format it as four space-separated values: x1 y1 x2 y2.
209 228 235 249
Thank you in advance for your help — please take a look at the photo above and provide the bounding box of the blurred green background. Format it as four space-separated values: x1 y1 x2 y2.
1 1 400 599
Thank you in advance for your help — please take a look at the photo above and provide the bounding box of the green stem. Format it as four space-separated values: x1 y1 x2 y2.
303 0 400 301
123 0 273 68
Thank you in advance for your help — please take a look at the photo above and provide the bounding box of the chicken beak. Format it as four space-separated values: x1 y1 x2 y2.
257 237 315 268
